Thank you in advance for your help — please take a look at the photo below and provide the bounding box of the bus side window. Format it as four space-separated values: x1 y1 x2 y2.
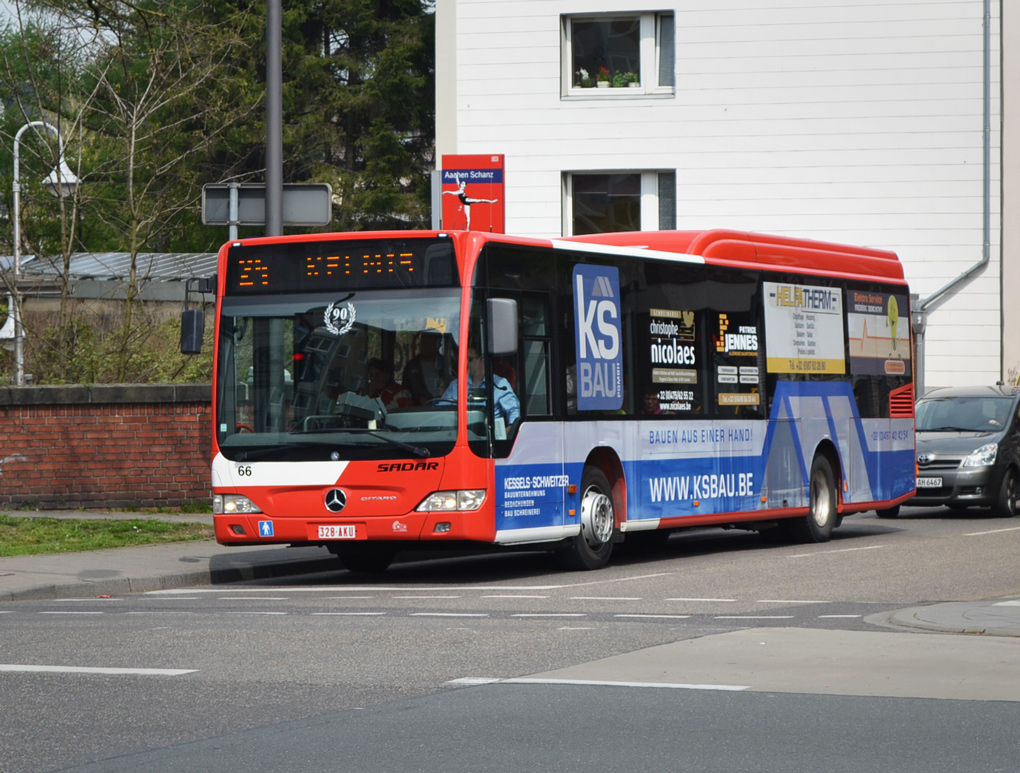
523 340 551 415
518 297 552 417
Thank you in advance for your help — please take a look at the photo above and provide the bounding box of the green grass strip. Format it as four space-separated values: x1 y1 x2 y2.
0 515 214 557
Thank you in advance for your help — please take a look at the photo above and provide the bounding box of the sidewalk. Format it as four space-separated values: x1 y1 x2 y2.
0 509 338 602
1 510 1019 638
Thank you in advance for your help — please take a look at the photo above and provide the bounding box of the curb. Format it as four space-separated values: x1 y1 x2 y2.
866 601 1020 638
0 554 340 603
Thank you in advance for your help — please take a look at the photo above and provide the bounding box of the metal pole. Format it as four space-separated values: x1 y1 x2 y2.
266 0 283 238
228 181 239 242
11 120 79 386
12 129 24 386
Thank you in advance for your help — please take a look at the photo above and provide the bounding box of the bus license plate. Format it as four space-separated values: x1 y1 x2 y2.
318 524 357 539
915 477 942 489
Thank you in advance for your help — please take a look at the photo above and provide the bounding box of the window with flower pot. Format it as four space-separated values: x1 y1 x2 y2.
563 12 675 97
565 171 676 235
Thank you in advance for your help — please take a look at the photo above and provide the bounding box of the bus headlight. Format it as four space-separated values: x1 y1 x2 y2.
213 494 263 514
962 443 997 468
416 490 486 512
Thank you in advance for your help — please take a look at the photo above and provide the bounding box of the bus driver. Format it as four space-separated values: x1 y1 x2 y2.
437 346 520 425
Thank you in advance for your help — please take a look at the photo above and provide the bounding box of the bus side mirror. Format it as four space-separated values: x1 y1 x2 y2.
487 298 517 355
181 275 215 355
181 309 205 354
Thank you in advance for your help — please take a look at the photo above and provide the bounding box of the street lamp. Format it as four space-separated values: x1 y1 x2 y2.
11 120 80 386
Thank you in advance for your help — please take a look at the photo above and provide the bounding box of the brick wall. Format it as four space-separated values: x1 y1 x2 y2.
0 384 212 510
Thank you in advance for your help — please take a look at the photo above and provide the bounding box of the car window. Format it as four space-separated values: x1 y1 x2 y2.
915 395 1014 432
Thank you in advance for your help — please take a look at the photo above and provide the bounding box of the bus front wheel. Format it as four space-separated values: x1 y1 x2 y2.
783 455 837 543
558 467 616 570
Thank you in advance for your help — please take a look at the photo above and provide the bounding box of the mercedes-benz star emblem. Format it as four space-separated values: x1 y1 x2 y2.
324 488 347 513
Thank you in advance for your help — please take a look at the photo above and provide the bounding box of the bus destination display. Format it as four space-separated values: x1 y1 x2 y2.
224 238 456 294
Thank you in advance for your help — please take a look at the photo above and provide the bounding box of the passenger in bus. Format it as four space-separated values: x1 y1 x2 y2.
402 329 448 405
363 359 414 411
642 390 662 415
436 346 520 424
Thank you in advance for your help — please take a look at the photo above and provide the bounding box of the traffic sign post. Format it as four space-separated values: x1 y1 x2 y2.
201 183 333 231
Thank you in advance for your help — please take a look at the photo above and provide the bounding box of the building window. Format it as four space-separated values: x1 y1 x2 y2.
563 12 675 97
565 171 676 236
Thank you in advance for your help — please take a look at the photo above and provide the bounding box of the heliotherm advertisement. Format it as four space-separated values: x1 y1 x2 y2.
440 154 505 233
763 281 845 374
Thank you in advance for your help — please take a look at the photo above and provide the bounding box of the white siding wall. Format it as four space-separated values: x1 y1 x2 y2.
442 0 1002 388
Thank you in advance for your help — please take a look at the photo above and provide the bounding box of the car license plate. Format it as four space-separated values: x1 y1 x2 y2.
915 477 943 489
318 524 357 539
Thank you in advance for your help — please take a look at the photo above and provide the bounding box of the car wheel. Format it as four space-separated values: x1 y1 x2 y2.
994 468 1018 518
557 467 616 570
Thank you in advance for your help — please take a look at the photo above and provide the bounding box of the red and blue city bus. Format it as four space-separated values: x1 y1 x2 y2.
193 228 915 571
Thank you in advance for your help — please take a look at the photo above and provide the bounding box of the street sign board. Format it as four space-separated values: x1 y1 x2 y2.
440 154 505 233
202 183 333 227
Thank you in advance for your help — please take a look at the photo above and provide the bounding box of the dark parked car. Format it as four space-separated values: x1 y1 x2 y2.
896 385 1020 518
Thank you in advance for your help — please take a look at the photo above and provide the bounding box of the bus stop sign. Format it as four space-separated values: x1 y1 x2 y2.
202 183 333 227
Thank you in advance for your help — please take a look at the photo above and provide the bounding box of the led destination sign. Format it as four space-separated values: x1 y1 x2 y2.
224 238 457 295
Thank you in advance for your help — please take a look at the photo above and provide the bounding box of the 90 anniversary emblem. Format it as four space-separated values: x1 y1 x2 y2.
324 300 356 337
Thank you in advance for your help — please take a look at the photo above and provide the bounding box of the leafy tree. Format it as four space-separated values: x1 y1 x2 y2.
0 0 436 384
0 7 92 378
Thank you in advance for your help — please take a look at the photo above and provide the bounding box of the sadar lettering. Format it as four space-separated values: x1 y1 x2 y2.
377 461 440 472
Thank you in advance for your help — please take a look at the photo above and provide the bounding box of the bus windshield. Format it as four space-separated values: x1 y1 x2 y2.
215 289 463 461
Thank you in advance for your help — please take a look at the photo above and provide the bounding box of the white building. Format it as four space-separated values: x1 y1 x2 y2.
437 0 1009 391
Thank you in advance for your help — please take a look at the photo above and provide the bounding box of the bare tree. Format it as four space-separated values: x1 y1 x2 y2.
2 0 258 383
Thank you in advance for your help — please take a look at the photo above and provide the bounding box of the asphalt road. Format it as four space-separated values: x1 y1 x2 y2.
2 507 1019 772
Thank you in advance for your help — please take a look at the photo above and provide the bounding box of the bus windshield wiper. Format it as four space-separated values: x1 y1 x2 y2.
236 444 305 461
346 428 430 458
289 426 429 458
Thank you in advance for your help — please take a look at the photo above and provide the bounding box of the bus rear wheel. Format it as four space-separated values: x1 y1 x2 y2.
782 455 837 543
558 467 616 571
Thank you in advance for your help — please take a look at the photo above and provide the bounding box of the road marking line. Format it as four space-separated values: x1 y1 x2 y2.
147 576 672 594
714 615 795 620
394 595 461 599
481 594 550 599
411 612 488 618
615 614 691 619
757 599 828 604
313 612 386 616
324 596 375 600
218 597 288 601
570 596 642 601
818 614 862 618
965 526 1020 536
666 597 735 602
0 664 196 676
789 545 886 558
448 677 749 692
38 611 104 615
227 611 288 616
512 613 586 618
